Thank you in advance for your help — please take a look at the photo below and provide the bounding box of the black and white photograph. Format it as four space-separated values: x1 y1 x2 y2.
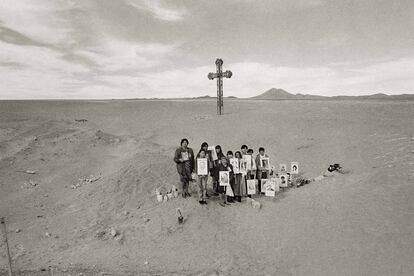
243 154 252 171
229 158 240 174
239 159 247 175
247 179 256 195
219 171 230 187
264 179 276 197
0 0 413 275
208 145 218 161
261 157 271 171
261 178 269 194
197 158 208 176
181 151 189 161
279 174 289 188
290 162 299 174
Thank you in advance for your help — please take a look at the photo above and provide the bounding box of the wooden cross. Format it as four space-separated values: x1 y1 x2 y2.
208 58 232 115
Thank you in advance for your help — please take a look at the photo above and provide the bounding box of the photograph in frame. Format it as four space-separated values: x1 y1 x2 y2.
279 163 287 172
219 171 230 186
197 158 208 176
244 155 252 171
247 179 256 195
252 157 257 170
261 178 269 193
240 159 247 174
208 146 218 161
265 179 276 197
261 157 270 171
290 162 299 174
230 158 240 174
279 174 288 188
181 151 189 161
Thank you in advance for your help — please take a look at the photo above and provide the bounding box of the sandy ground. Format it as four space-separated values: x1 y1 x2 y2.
0 99 413 276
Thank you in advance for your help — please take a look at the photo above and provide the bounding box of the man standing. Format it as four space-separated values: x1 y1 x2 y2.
256 147 269 193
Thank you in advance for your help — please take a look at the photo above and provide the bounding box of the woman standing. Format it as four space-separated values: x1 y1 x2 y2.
174 138 195 198
233 151 245 202
212 145 225 196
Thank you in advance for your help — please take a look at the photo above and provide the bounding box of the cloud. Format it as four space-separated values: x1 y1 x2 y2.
0 0 78 45
228 0 325 10
0 41 85 73
0 0 181 99
126 0 186 21
0 36 181 99
75 38 180 73
0 40 90 99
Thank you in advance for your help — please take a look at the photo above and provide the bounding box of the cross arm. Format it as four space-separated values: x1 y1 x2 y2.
208 70 233 80
222 70 232 78
208 72 219 80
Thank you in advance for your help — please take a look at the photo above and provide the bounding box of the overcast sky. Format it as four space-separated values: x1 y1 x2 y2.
0 0 413 99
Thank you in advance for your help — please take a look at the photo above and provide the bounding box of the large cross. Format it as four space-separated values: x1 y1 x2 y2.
208 58 232 115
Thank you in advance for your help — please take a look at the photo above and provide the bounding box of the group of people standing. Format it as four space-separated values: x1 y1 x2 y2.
173 138 270 206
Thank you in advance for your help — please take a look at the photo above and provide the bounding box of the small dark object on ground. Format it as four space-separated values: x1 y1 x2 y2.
75 119 88 122
177 208 184 224
328 163 342 172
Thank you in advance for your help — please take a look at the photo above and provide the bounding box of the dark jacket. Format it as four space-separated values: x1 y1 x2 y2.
174 147 195 175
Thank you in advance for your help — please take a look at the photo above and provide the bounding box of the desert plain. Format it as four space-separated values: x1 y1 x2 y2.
0 99 413 275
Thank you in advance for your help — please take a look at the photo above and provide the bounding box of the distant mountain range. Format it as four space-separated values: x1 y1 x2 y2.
249 88 414 100
140 89 413 101
193 95 237 99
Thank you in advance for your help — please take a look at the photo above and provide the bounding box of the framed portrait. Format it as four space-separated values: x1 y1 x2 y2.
181 151 189 161
265 179 276 197
279 174 288 188
207 146 218 161
197 158 208 176
290 162 299 174
219 171 230 186
244 155 252 171
261 179 269 193
230 158 240 174
279 163 287 172
252 157 257 170
240 159 247 174
261 157 270 171
247 179 256 195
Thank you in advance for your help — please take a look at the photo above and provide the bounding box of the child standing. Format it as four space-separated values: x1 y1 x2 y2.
233 151 245 202
240 145 249 198
246 148 256 197
199 142 213 197
196 149 210 205
255 147 269 193
217 155 234 206
247 148 256 180
226 151 235 203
